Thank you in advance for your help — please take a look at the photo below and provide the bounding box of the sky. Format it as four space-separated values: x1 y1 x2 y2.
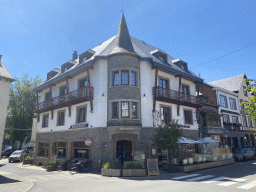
0 0 255 83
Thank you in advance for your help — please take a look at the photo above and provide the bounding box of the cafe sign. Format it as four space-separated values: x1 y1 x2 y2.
85 138 92 146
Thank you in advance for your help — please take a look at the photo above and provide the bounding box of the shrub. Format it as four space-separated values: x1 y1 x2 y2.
26 156 31 160
103 162 122 169
103 162 111 169
49 160 57 166
124 162 143 169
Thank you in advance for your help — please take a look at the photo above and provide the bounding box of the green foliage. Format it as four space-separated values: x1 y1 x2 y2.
103 162 122 169
151 120 183 151
124 162 143 169
241 78 256 123
49 160 57 166
5 74 42 149
26 155 31 160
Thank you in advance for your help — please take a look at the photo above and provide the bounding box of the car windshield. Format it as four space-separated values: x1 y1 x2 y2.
12 152 21 155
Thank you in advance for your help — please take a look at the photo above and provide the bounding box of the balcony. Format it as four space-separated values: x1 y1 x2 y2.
223 123 242 131
152 86 202 108
35 86 94 113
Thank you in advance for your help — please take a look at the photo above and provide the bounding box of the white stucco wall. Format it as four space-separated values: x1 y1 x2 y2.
0 79 11 156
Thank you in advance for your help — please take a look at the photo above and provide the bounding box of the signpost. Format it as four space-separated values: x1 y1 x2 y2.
147 159 159 176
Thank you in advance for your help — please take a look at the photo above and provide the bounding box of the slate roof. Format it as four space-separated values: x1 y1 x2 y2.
34 14 203 91
208 74 245 92
0 62 15 82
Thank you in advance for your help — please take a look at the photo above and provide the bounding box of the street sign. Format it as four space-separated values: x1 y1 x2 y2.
85 138 92 146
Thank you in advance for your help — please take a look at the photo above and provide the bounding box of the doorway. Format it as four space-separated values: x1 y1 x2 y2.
116 140 133 163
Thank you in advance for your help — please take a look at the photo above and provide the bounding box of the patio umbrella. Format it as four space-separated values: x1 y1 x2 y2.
178 137 198 144
197 138 219 144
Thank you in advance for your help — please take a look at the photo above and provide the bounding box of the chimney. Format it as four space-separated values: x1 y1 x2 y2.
0 55 2 66
72 51 78 60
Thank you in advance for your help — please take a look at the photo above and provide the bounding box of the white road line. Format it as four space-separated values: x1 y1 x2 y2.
218 178 246 186
238 180 256 189
202 176 229 184
172 174 201 180
186 175 214 182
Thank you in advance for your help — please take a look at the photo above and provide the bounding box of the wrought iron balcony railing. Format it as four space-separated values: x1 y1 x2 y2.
34 86 93 113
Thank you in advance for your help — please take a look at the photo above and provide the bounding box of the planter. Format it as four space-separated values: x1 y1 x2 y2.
182 159 187 165
101 168 121 177
23 159 34 165
123 169 146 177
47 165 54 172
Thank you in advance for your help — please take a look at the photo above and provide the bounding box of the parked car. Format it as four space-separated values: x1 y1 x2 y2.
1 147 17 158
9 150 25 163
233 148 256 161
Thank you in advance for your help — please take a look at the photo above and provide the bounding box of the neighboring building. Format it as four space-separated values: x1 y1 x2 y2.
33 14 204 168
209 74 256 149
0 55 15 157
197 83 224 140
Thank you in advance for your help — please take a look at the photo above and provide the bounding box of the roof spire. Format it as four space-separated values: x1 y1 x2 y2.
109 13 137 56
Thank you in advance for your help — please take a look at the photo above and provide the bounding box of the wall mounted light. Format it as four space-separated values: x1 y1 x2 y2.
143 94 146 97
102 93 104 97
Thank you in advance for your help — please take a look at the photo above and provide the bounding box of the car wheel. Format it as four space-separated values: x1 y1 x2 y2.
243 156 246 162
9 160 11 163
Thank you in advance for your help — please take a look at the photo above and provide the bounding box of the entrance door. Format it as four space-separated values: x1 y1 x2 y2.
116 140 133 164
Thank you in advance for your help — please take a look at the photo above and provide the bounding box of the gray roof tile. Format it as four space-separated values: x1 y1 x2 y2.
0 62 15 81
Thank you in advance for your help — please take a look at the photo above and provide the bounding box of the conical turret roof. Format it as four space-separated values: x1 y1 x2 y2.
109 14 137 56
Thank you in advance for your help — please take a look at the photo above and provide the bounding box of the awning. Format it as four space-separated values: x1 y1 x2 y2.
197 138 219 144
221 109 240 116
178 137 201 144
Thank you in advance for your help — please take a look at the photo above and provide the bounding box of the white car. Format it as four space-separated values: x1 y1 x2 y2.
9 150 25 163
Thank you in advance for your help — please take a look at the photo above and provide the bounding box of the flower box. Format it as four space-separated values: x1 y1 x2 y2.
23 159 34 165
123 169 146 177
101 168 121 177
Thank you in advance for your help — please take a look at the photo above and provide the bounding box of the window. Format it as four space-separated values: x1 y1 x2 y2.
59 86 67 96
37 143 49 157
79 78 88 88
131 71 136 86
240 99 245 110
131 102 137 118
112 102 119 118
121 71 129 85
53 142 66 158
72 142 89 159
182 85 190 95
243 86 248 96
242 115 247 126
77 106 86 123
57 111 65 126
230 98 237 110
220 95 228 108
161 107 171 124
248 117 253 127
159 53 166 63
121 102 129 118
113 71 119 86
42 114 49 128
184 110 193 124
159 78 169 89
223 115 230 123
232 116 239 124
45 92 51 101
82 56 87 63
206 115 221 127
180 64 186 70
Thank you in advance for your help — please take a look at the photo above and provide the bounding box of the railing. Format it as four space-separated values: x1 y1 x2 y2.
152 86 201 106
223 123 242 131
35 86 93 112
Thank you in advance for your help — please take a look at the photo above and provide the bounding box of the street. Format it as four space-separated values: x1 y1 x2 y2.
1 158 256 192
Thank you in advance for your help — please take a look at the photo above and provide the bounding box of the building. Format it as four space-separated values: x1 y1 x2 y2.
0 55 15 157
33 14 204 169
209 74 256 149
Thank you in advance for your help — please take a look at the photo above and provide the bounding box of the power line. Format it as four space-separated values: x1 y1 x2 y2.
191 42 255 69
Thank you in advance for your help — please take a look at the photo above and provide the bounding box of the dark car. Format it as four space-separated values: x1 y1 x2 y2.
1 147 16 158
21 146 34 153
233 148 256 161
9 150 25 163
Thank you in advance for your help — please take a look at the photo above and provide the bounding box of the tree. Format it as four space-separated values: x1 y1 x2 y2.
241 78 256 123
5 74 42 149
151 120 183 165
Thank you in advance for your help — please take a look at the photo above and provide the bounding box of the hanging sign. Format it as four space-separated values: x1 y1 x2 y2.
147 159 159 176
85 138 92 146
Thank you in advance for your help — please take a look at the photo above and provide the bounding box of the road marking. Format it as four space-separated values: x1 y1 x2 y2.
238 180 256 189
172 174 201 180
202 176 228 184
218 178 246 186
186 175 214 182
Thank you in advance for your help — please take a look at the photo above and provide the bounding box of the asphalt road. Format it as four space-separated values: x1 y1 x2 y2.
1 158 256 192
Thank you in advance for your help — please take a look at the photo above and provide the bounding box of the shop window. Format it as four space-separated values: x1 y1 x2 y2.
37 143 49 157
113 71 119 86
42 114 49 128
184 110 193 125
229 98 237 110
121 102 129 118
121 71 129 85
77 106 86 123
160 106 171 124
131 71 136 86
57 110 65 126
112 102 119 118
242 115 247 127
53 142 66 158
220 95 228 108
131 102 137 119
72 142 89 159
206 115 221 127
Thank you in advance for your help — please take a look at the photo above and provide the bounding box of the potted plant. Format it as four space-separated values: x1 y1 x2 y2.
123 162 146 177
47 160 57 172
23 155 34 165
101 162 122 177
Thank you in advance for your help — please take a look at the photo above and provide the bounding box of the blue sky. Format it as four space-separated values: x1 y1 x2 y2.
0 0 255 83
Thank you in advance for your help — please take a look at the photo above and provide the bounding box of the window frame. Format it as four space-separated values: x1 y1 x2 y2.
76 105 87 123
232 116 239 124
113 71 120 86
121 101 129 118
121 70 129 85
243 86 248 96
53 142 66 158
131 102 138 119
248 117 253 127
57 110 65 126
78 77 88 88
37 142 49 157
240 99 245 110
160 106 172 124
59 85 67 96
242 115 248 127
182 84 190 95
159 77 169 89
184 109 193 125
131 71 136 86
45 91 51 101
42 114 49 128
229 98 237 110
112 102 119 119
158 53 167 63
220 95 228 108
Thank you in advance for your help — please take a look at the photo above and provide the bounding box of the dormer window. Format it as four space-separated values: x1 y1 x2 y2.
82 56 87 63
159 53 167 63
180 64 186 70
64 66 68 72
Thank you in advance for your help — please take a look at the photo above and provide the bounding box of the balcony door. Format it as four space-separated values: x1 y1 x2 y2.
182 85 190 101
159 78 169 97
